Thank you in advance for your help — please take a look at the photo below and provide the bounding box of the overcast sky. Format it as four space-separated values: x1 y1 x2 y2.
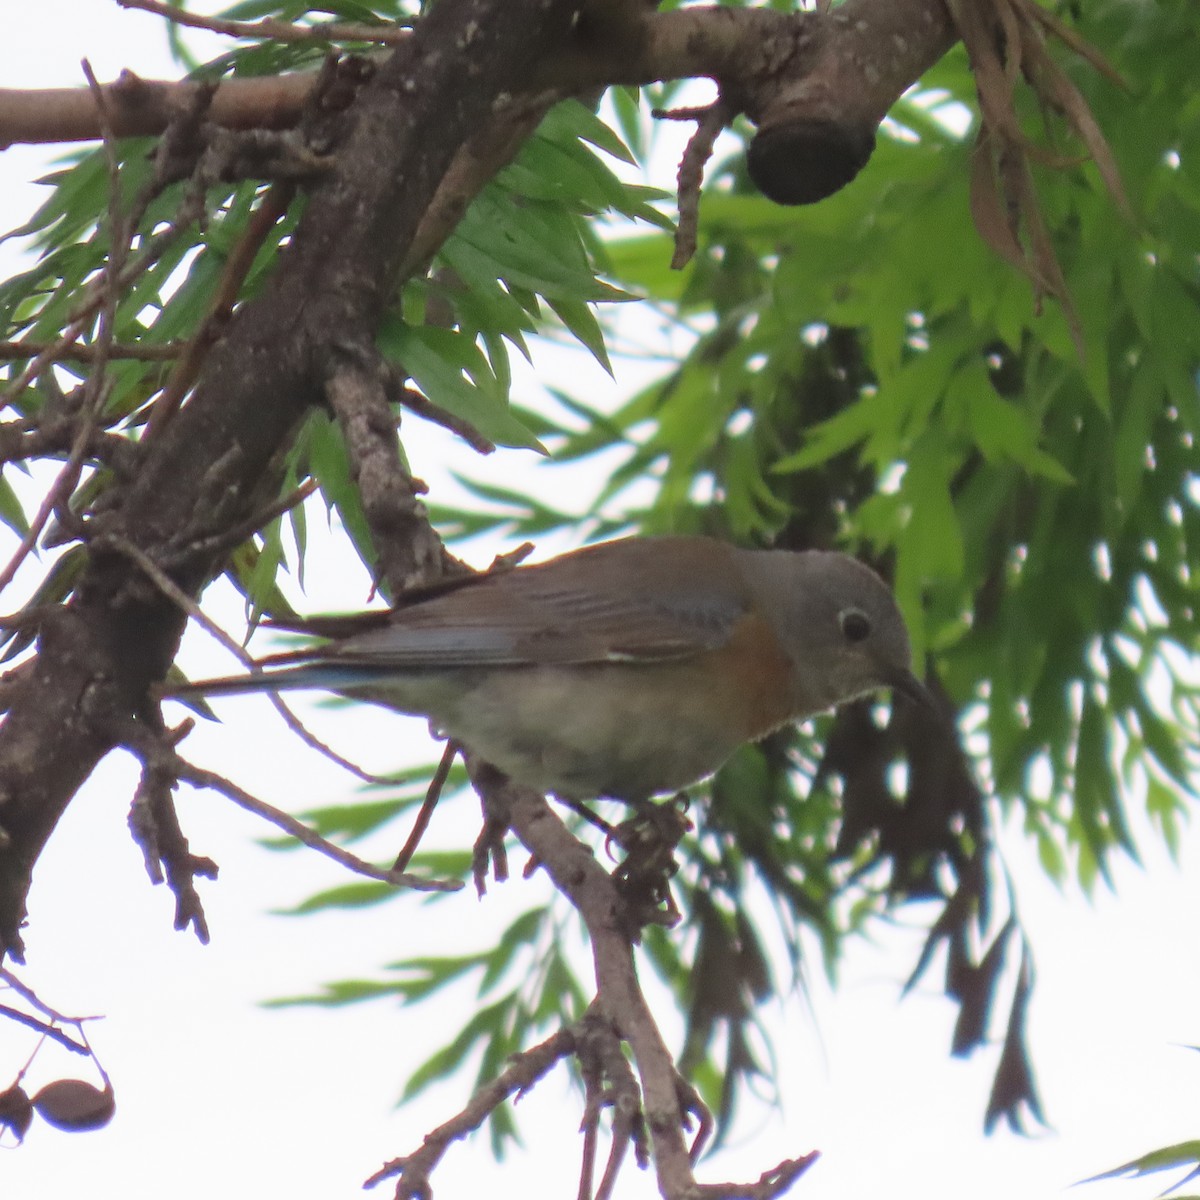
2 6 1198 1200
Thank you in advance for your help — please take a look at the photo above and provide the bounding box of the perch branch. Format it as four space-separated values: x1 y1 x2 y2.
467 766 816 1199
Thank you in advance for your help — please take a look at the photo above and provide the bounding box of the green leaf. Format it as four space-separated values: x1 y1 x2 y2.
477 908 547 995
547 296 613 375
961 371 1075 484
379 317 547 453
1082 1139 1200 1184
0 471 30 538
401 995 515 1101
275 881 397 915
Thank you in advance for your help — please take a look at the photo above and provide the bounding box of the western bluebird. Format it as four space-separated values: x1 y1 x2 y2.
172 535 926 802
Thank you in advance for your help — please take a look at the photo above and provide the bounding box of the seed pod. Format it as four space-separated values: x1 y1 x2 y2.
0 1083 34 1142
31 1078 115 1132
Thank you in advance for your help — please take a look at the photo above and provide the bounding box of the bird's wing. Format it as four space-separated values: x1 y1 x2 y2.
274 538 753 671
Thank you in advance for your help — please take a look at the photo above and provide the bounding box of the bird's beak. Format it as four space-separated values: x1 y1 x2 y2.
880 664 935 709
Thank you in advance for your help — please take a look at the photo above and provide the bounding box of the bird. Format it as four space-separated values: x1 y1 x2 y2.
170 535 927 804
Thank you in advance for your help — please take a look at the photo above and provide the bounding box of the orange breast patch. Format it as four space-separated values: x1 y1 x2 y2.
697 612 796 741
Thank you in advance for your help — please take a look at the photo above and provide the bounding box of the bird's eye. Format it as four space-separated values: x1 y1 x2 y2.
839 608 872 643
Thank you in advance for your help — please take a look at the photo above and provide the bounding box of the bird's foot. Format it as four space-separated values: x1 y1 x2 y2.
609 794 692 931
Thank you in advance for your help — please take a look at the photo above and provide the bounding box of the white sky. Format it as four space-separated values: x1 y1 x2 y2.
2 5 1199 1200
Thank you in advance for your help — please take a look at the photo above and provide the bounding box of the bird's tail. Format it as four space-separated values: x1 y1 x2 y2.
160 663 367 701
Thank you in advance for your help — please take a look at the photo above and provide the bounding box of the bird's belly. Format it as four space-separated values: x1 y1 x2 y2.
424 662 757 801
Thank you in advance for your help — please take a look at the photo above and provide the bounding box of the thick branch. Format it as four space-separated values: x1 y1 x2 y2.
2 1 957 170
325 349 444 596
0 70 315 146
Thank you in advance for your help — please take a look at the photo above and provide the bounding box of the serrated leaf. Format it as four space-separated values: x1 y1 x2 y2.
379 318 546 453
547 295 612 375
401 995 515 1101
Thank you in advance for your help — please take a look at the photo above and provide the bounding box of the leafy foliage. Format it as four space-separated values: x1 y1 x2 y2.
2 0 1198 1166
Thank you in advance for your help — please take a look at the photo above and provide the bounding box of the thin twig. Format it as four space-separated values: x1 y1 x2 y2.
0 340 181 363
392 739 459 872
117 0 412 46
0 323 89 409
653 97 735 270
0 969 96 1026
194 476 320 562
41 58 130 549
387 376 495 456
0 417 136 472
0 1005 89 1055
364 1026 576 1196
0 968 98 1052
108 533 394 785
593 1021 646 1200
675 1074 714 1163
174 759 461 893
471 782 510 897
81 58 126 372
129 746 217 943
578 1085 601 1200
0 405 105 597
691 1153 821 1199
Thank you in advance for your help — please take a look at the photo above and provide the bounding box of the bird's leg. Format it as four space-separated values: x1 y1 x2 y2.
556 795 619 839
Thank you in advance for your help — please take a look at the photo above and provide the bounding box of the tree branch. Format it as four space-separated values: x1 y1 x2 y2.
324 347 446 598
172 758 462 894
1 0 958 208
364 1026 577 1198
469 765 819 1200
0 340 181 363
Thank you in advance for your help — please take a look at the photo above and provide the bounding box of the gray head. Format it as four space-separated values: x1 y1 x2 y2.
739 548 927 716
